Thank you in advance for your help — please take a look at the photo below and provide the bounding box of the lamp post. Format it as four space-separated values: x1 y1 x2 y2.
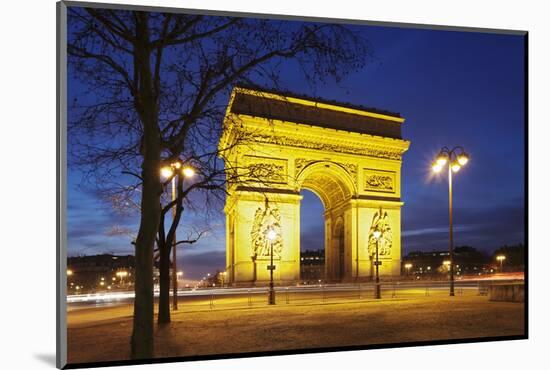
267 228 277 305
496 255 506 272
431 147 470 297
373 228 382 299
161 161 195 310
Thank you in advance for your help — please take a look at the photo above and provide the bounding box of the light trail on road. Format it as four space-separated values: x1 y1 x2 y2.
67 278 522 309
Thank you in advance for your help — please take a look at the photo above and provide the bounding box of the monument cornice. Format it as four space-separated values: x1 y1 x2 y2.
220 114 410 160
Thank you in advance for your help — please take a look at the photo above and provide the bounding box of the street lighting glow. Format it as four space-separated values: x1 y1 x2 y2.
116 271 128 278
457 153 469 166
431 161 443 173
267 229 277 241
496 255 506 262
436 155 448 166
182 167 195 177
451 161 461 173
443 260 451 266
404 263 412 269
160 166 174 178
67 269 73 276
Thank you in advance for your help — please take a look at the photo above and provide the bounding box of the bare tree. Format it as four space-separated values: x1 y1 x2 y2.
67 7 369 359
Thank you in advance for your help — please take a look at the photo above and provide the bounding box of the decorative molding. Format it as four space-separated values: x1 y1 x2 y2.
251 205 283 259
368 208 393 257
247 133 403 160
364 169 396 193
295 158 316 175
295 158 357 186
339 162 357 186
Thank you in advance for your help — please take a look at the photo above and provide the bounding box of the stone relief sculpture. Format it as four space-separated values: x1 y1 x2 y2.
246 157 287 184
250 204 283 258
363 168 395 193
367 208 393 257
247 163 285 183
365 173 394 191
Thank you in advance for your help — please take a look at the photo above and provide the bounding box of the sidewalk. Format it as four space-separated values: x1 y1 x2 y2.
67 293 525 365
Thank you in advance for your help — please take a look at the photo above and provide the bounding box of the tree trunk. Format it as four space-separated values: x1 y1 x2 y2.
131 12 160 360
157 240 171 324
131 158 159 359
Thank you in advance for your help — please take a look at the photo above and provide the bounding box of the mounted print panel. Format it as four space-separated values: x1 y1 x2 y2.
57 1 527 368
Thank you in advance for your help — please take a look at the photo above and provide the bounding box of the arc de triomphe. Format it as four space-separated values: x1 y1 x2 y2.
218 87 410 285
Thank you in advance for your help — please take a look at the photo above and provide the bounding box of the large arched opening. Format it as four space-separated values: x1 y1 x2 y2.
299 189 325 283
297 161 356 282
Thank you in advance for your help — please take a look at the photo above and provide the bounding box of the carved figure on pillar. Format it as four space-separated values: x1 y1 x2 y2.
251 203 283 258
368 207 393 257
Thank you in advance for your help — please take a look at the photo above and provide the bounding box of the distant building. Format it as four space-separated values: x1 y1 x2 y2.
300 249 325 282
67 254 136 292
491 244 525 271
401 246 492 278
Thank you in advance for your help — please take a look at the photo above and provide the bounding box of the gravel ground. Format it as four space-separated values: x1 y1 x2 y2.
67 292 524 365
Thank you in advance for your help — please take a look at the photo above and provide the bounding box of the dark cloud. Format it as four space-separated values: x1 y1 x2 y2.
403 202 524 253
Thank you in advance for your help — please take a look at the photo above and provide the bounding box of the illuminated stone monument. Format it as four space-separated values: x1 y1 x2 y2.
219 87 410 285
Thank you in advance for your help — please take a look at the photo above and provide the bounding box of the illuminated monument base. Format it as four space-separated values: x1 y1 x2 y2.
219 87 410 285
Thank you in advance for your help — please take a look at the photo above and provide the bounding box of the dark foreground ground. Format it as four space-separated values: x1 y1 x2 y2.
67 290 525 365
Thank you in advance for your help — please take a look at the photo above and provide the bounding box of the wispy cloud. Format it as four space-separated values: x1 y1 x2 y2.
402 224 476 237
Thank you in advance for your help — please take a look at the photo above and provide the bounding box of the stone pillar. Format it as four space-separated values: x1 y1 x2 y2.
226 191 301 286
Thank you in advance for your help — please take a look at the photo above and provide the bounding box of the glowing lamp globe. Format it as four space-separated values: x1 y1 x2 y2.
457 153 469 166
432 162 443 173
436 154 448 166
160 167 174 178
267 229 277 241
182 167 195 177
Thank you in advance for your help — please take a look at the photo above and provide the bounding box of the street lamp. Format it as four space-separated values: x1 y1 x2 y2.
431 146 470 296
160 161 195 310
496 255 506 272
373 228 382 299
116 270 128 288
267 228 277 305
404 263 412 277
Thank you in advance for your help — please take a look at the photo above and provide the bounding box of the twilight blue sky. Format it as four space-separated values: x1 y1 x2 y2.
67 18 525 280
